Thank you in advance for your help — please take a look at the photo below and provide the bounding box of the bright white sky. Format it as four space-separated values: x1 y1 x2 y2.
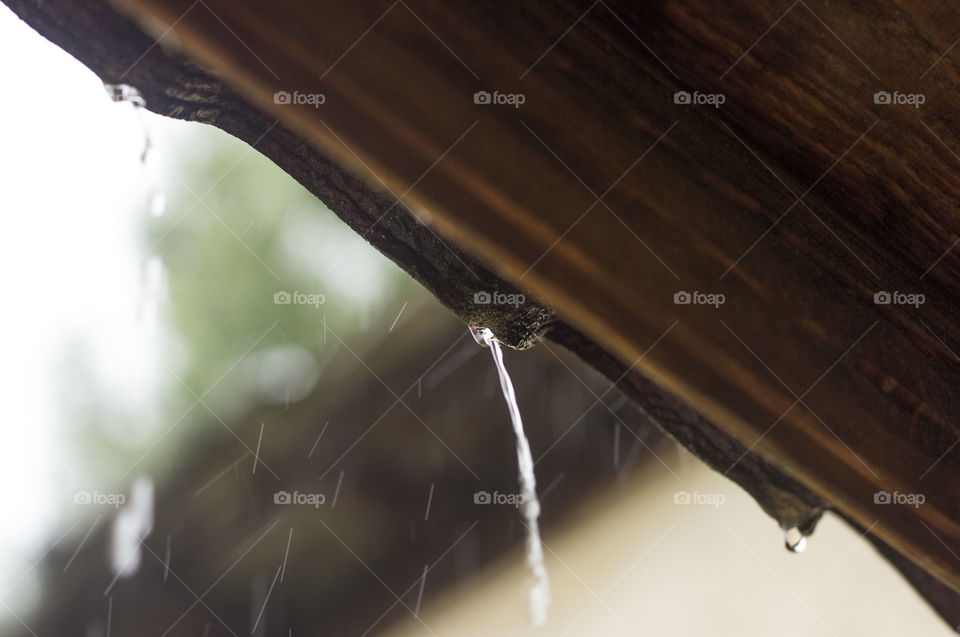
0 4 187 606
0 6 390 619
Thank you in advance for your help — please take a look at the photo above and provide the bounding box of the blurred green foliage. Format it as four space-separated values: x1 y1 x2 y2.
68 121 422 485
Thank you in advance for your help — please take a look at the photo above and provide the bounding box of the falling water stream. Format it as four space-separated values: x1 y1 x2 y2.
104 83 151 163
109 477 155 580
470 327 551 626
103 82 161 582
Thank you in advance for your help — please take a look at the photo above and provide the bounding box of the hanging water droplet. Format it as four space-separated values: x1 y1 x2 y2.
103 83 146 107
784 526 807 553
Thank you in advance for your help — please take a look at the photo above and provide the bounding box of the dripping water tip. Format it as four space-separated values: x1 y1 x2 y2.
469 326 494 347
104 83 146 107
